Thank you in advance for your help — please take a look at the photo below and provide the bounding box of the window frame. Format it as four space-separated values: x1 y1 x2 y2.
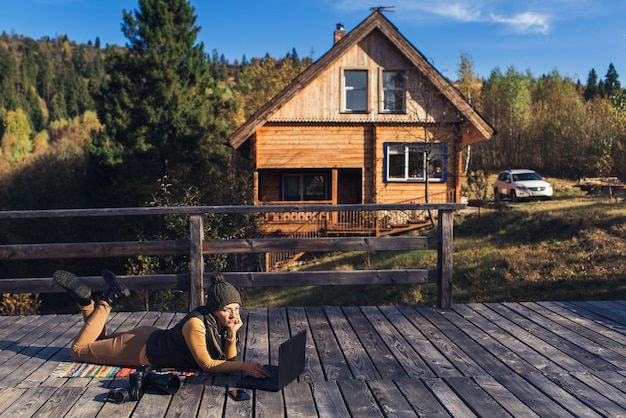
380 70 406 113
342 69 368 113
383 142 448 183
280 171 331 201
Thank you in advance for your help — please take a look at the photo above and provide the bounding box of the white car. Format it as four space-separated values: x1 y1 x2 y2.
493 169 553 201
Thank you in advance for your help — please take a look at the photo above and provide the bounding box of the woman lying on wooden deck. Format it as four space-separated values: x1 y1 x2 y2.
53 270 270 379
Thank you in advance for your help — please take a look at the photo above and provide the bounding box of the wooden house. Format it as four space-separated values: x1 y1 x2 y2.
228 10 494 246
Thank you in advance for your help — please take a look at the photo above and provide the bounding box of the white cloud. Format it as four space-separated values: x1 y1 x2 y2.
430 4 482 22
489 12 550 35
334 0 552 35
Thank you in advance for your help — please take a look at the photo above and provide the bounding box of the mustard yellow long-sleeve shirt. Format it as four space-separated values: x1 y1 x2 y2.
181 316 243 373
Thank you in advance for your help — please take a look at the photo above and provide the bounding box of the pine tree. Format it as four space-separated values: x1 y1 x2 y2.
0 46 20 111
604 63 621 98
583 68 598 101
91 0 234 205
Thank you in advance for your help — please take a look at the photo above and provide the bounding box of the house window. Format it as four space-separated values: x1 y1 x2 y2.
382 71 405 112
282 172 329 201
344 70 368 112
385 142 447 182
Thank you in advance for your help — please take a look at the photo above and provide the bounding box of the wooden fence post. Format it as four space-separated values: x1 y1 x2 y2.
189 215 205 310
437 209 453 309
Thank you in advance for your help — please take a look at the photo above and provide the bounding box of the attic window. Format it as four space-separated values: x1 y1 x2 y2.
381 71 406 113
343 70 368 113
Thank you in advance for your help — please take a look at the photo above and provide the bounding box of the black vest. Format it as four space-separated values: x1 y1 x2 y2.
145 306 225 370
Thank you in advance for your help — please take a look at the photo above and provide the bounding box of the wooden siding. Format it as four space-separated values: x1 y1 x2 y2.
256 125 370 169
269 31 455 123
373 125 459 204
255 124 460 205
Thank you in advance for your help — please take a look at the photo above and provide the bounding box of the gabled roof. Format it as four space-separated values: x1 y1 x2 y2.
228 10 495 149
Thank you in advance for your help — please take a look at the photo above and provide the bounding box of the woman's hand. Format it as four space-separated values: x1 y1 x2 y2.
241 362 270 379
224 312 243 340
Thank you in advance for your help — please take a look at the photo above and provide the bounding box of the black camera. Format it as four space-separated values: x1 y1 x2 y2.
107 366 181 404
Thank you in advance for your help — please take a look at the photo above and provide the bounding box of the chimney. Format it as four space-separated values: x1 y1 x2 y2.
334 23 346 44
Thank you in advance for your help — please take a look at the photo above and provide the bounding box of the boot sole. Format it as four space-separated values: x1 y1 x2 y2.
101 269 131 297
53 270 91 300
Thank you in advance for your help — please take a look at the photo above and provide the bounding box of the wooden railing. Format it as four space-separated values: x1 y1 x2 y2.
0 203 464 309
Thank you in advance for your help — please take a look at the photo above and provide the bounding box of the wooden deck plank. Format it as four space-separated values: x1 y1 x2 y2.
283 382 317 418
402 306 487 377
549 301 626 345
0 387 27 411
0 314 78 387
493 373 579 418
419 306 517 377
367 379 422 416
444 376 512 417
16 314 85 388
337 379 384 417
421 377 478 417
521 372 603 417
473 375 541 417
530 302 626 357
31 386 86 418
378 306 451 378
453 303 568 375
132 390 173 418
574 300 626 325
197 385 227 418
360 305 427 379
507 302 626 368
0 315 40 344
268 307 289 365
540 372 624 417
1 301 626 416
393 377 452 417
310 380 350 417
347 306 409 379
443 305 537 376
0 314 58 360
64 386 108 417
250 389 282 418
323 306 380 380
305 306 352 380
0 386 58 417
470 303 586 373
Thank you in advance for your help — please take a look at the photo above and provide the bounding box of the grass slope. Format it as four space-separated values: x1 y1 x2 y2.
241 193 626 307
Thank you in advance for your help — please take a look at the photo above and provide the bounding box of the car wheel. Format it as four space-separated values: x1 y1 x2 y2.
510 190 517 202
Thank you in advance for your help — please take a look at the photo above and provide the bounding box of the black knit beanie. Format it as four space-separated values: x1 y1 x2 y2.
206 273 241 312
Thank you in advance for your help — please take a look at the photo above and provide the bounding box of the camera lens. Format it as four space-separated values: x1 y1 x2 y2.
108 387 130 404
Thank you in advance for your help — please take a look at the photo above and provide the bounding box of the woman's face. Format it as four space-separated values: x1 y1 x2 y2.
213 303 241 328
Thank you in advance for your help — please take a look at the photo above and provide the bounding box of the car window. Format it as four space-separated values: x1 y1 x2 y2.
517 172 542 181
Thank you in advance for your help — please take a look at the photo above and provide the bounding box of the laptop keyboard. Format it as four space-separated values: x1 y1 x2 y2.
237 365 278 390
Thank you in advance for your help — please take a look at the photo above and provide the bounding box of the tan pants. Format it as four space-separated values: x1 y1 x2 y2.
71 300 156 367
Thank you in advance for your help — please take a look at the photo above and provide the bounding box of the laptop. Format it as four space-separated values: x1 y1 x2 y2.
236 330 306 392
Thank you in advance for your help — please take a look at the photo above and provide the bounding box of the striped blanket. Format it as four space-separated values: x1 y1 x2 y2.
51 361 203 378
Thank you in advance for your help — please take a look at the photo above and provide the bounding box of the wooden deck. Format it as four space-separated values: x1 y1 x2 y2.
1 301 626 417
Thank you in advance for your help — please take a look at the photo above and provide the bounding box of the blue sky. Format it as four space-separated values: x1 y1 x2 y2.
1 0 625 82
